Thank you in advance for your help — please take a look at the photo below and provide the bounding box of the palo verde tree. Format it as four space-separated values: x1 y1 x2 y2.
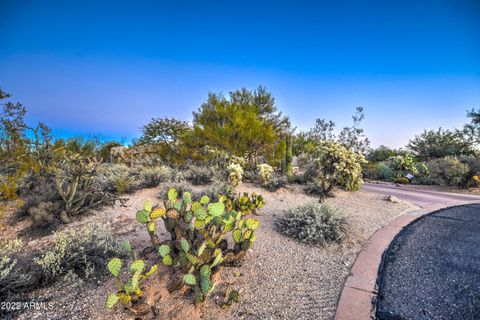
192 86 290 166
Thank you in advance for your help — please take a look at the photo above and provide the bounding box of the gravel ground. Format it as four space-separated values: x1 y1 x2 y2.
376 204 480 320
9 183 417 320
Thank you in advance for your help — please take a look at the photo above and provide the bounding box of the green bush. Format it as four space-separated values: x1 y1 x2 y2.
276 203 347 245
387 154 418 178
362 162 395 181
394 177 409 184
96 163 135 193
426 156 470 188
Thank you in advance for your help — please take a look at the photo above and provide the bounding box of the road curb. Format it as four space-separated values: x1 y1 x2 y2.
334 200 480 320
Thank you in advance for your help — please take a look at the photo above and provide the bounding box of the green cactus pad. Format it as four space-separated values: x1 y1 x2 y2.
200 276 212 294
182 192 192 203
199 195 210 205
136 210 150 224
245 218 260 230
173 200 183 211
168 188 178 201
227 290 240 304
130 259 145 274
241 240 251 251
183 273 197 286
208 202 225 217
121 240 132 253
145 264 158 278
244 229 253 240
195 219 205 229
180 239 190 253
159 245 171 257
107 258 122 277
105 293 119 309
211 252 223 268
232 229 243 243
194 207 207 220
150 207 166 219
197 242 206 256
200 265 211 279
143 200 153 212
162 255 173 266
185 211 193 223
147 221 156 233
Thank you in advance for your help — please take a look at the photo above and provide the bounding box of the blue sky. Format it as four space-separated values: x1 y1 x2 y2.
1 0 479 147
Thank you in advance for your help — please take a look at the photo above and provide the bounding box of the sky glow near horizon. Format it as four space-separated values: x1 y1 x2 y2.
1 0 479 147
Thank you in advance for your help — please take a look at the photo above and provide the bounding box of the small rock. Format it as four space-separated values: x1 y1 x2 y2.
385 195 400 203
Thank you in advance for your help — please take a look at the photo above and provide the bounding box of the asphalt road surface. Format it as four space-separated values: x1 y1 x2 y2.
375 204 480 320
362 183 480 207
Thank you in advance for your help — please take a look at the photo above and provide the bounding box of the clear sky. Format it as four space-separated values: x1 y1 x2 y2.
1 0 479 147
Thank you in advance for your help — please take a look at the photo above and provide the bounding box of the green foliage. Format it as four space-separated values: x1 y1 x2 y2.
362 162 395 181
135 117 193 165
276 203 347 245
407 128 473 161
425 156 470 188
367 145 405 162
386 154 418 178
394 177 409 184
304 141 367 201
192 86 290 165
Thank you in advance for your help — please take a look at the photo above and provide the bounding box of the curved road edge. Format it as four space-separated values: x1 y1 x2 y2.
334 200 480 320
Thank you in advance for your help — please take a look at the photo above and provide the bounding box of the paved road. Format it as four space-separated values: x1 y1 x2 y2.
376 204 480 320
362 183 480 207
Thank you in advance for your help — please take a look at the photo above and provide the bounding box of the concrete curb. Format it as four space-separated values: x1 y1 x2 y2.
334 200 480 320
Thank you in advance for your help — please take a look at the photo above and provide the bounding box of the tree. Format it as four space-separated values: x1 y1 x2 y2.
306 107 370 154
136 117 193 164
460 108 480 148
192 86 290 165
367 145 404 162
407 128 472 160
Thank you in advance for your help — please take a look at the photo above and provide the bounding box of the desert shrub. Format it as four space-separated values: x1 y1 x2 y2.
184 165 213 185
0 174 19 200
140 165 172 187
426 156 470 188
96 163 135 193
29 201 62 227
34 223 125 284
0 239 25 285
457 155 480 187
304 141 366 201
258 163 274 185
227 162 243 188
394 177 409 184
291 172 306 185
265 174 288 192
362 162 395 181
276 203 347 245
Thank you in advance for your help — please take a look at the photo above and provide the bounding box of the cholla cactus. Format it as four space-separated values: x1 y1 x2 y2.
227 162 244 188
307 141 367 201
258 163 274 185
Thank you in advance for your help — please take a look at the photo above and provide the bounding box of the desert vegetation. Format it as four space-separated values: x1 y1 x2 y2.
0 85 478 319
